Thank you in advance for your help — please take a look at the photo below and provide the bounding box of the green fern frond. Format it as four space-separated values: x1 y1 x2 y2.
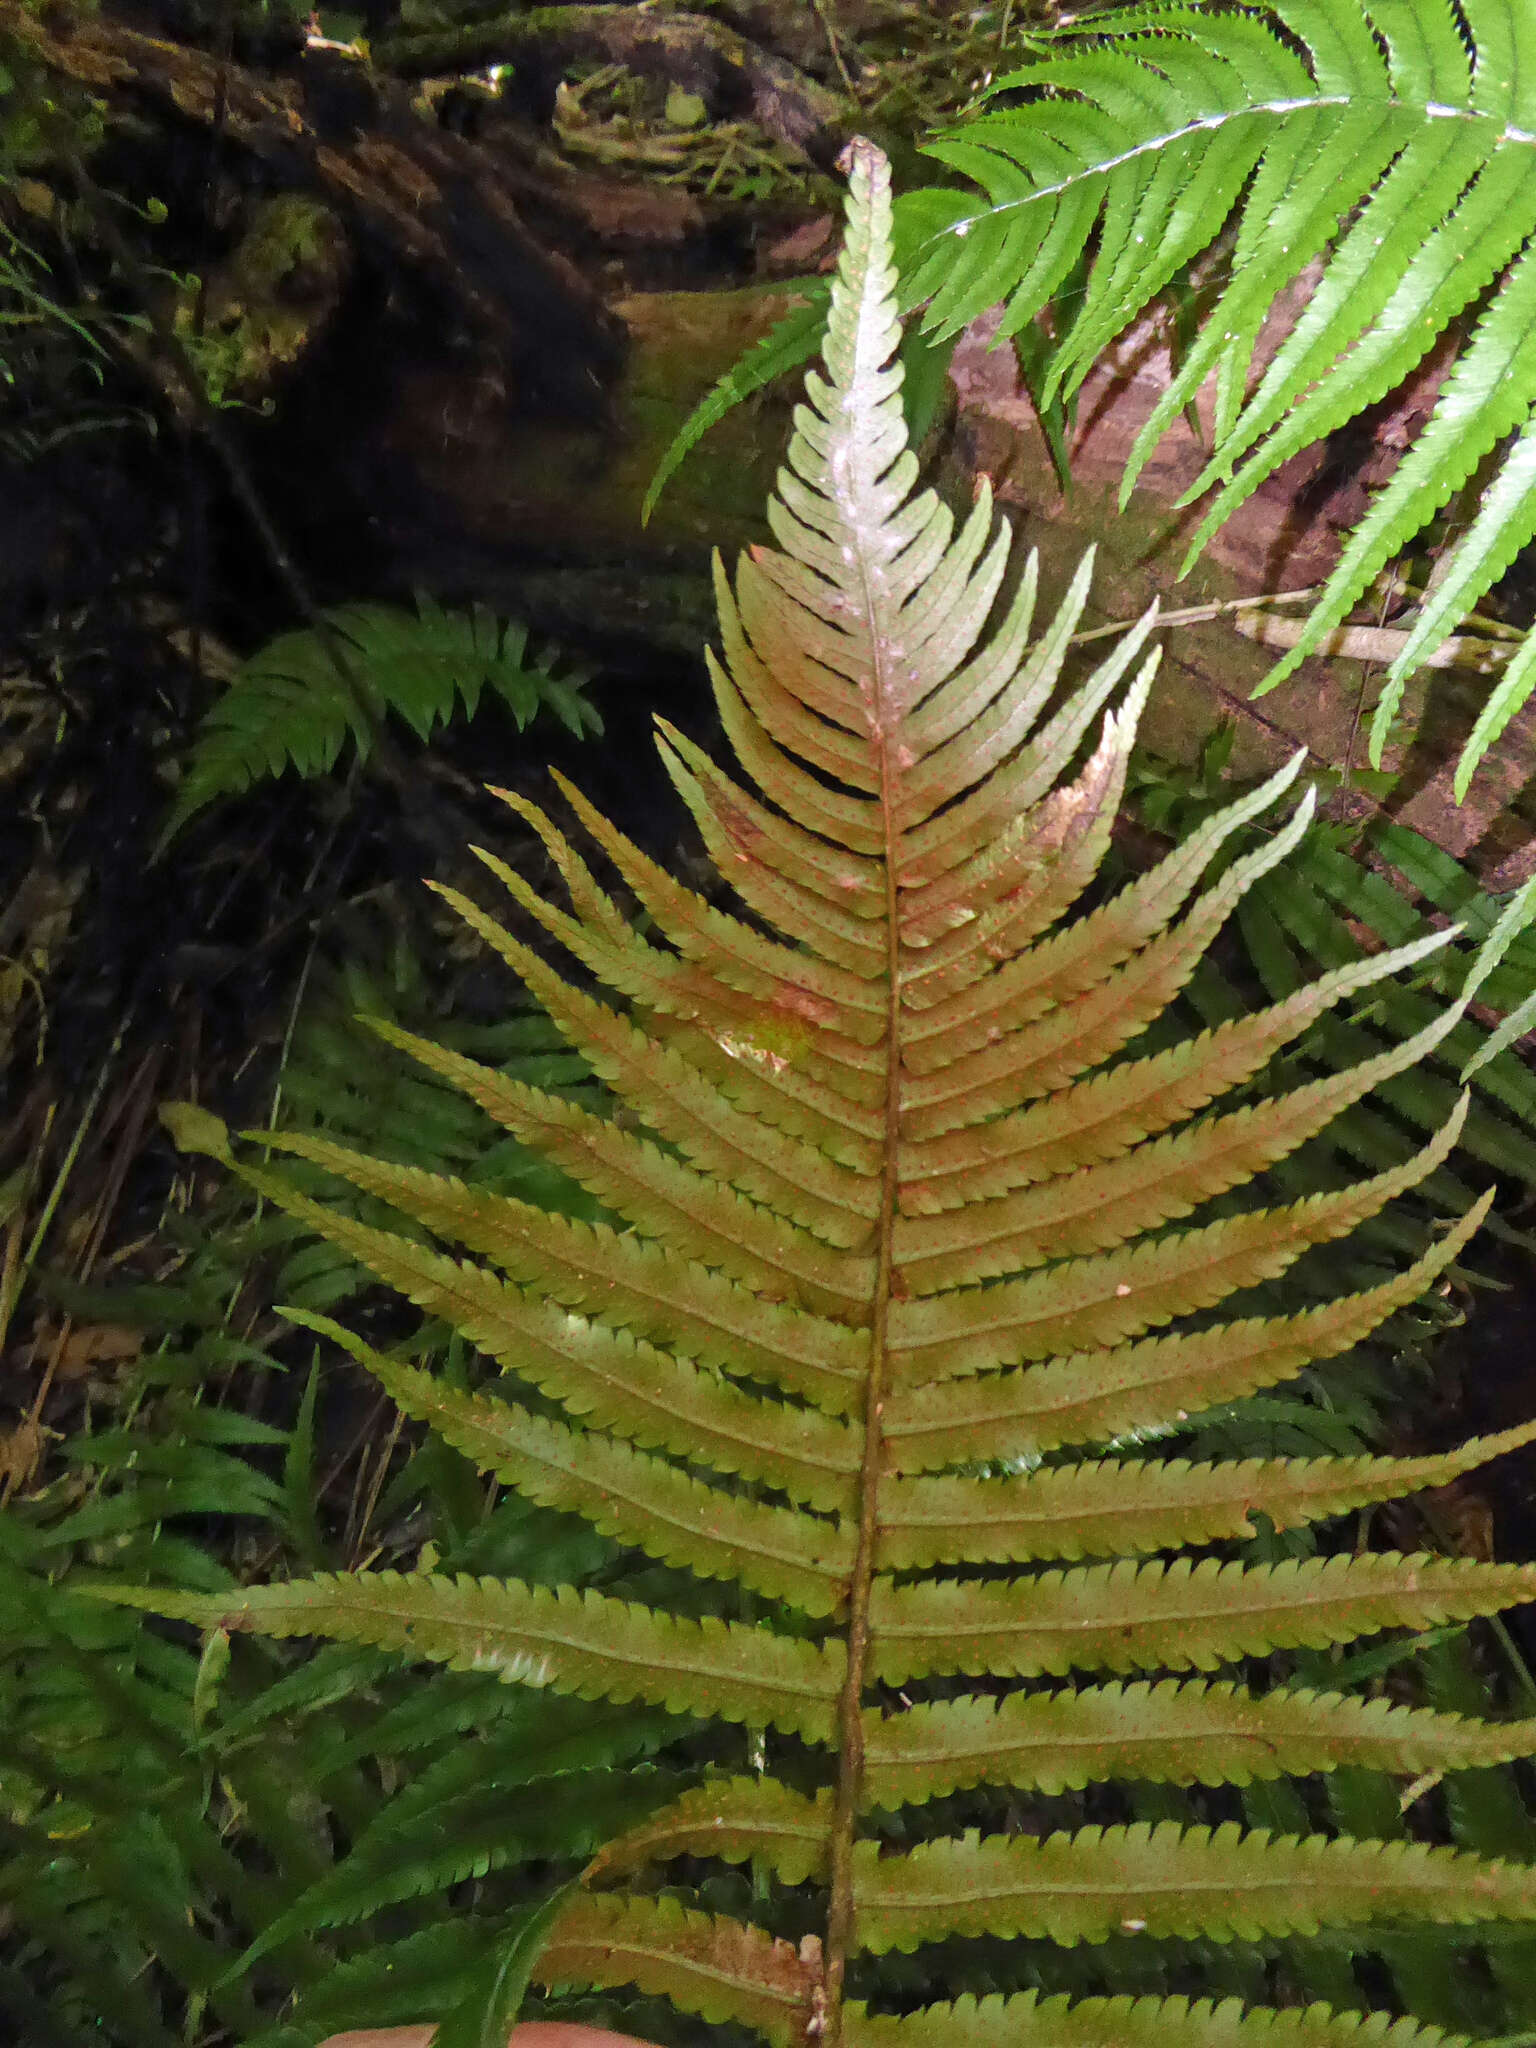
0 907 685 2048
121 141 1536 2048
642 286 831 527
160 595 598 845
913 0 1536 786
234 1765 676 1969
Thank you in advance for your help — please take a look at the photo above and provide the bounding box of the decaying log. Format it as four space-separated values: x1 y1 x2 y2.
0 0 628 409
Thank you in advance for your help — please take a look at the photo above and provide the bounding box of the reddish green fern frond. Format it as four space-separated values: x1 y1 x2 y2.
257 1138 868 1439
368 1019 874 1328
890 1000 1469 1289
868 1554 1536 1684
897 717 1127 958
877 1420 1536 1569
659 719 890 934
881 1194 1492 1468
535 1892 818 2045
898 922 1461 1208
465 828 887 1153
113 138 1536 2048
588 1779 832 1887
884 1105 1468 1385
102 1574 842 1740
512 775 892 1043
365 1355 854 1617
895 786 1317 1109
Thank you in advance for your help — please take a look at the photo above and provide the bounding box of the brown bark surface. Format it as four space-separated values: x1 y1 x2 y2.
0 0 628 407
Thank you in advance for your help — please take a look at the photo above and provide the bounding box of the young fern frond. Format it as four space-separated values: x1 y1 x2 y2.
910 0 1536 787
123 144 1536 2048
161 595 598 845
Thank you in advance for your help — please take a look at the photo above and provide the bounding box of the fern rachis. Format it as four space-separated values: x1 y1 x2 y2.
120 142 1536 2048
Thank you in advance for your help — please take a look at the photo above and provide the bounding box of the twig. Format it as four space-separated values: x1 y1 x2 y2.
812 0 859 99
1230 611 1514 673
1068 583 1322 646
1072 580 1520 675
0 1039 120 1506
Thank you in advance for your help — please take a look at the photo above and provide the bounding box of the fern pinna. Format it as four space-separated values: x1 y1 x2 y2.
119 144 1536 2048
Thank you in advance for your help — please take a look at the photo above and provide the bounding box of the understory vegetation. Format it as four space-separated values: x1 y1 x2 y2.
9 7 1536 2048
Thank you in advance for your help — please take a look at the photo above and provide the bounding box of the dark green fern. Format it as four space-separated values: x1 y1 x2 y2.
0 924 665 2048
161 595 598 846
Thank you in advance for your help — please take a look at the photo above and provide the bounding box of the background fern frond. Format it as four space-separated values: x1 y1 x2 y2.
643 286 830 527
160 595 598 845
0 914 676 2048
912 0 1536 787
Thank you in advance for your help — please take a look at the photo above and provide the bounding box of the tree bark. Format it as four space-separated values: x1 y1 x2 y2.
0 1 628 409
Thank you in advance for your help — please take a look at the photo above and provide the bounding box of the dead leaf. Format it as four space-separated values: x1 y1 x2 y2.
0 1418 44 1490
53 1323 145 1378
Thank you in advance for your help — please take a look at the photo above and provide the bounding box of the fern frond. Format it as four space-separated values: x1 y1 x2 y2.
161 596 597 842
334 1344 852 1614
97 1573 843 1739
869 1551 1536 1684
280 1295 858 1511
878 1419 1536 1568
879 1188 1490 1475
914 0 1536 783
537 1892 817 2045
854 1822 1536 1951
642 287 831 527
127 140 1536 2048
235 1766 668 1967
587 1777 832 1886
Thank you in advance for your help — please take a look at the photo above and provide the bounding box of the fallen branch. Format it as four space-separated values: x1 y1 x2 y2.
1230 610 1519 674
